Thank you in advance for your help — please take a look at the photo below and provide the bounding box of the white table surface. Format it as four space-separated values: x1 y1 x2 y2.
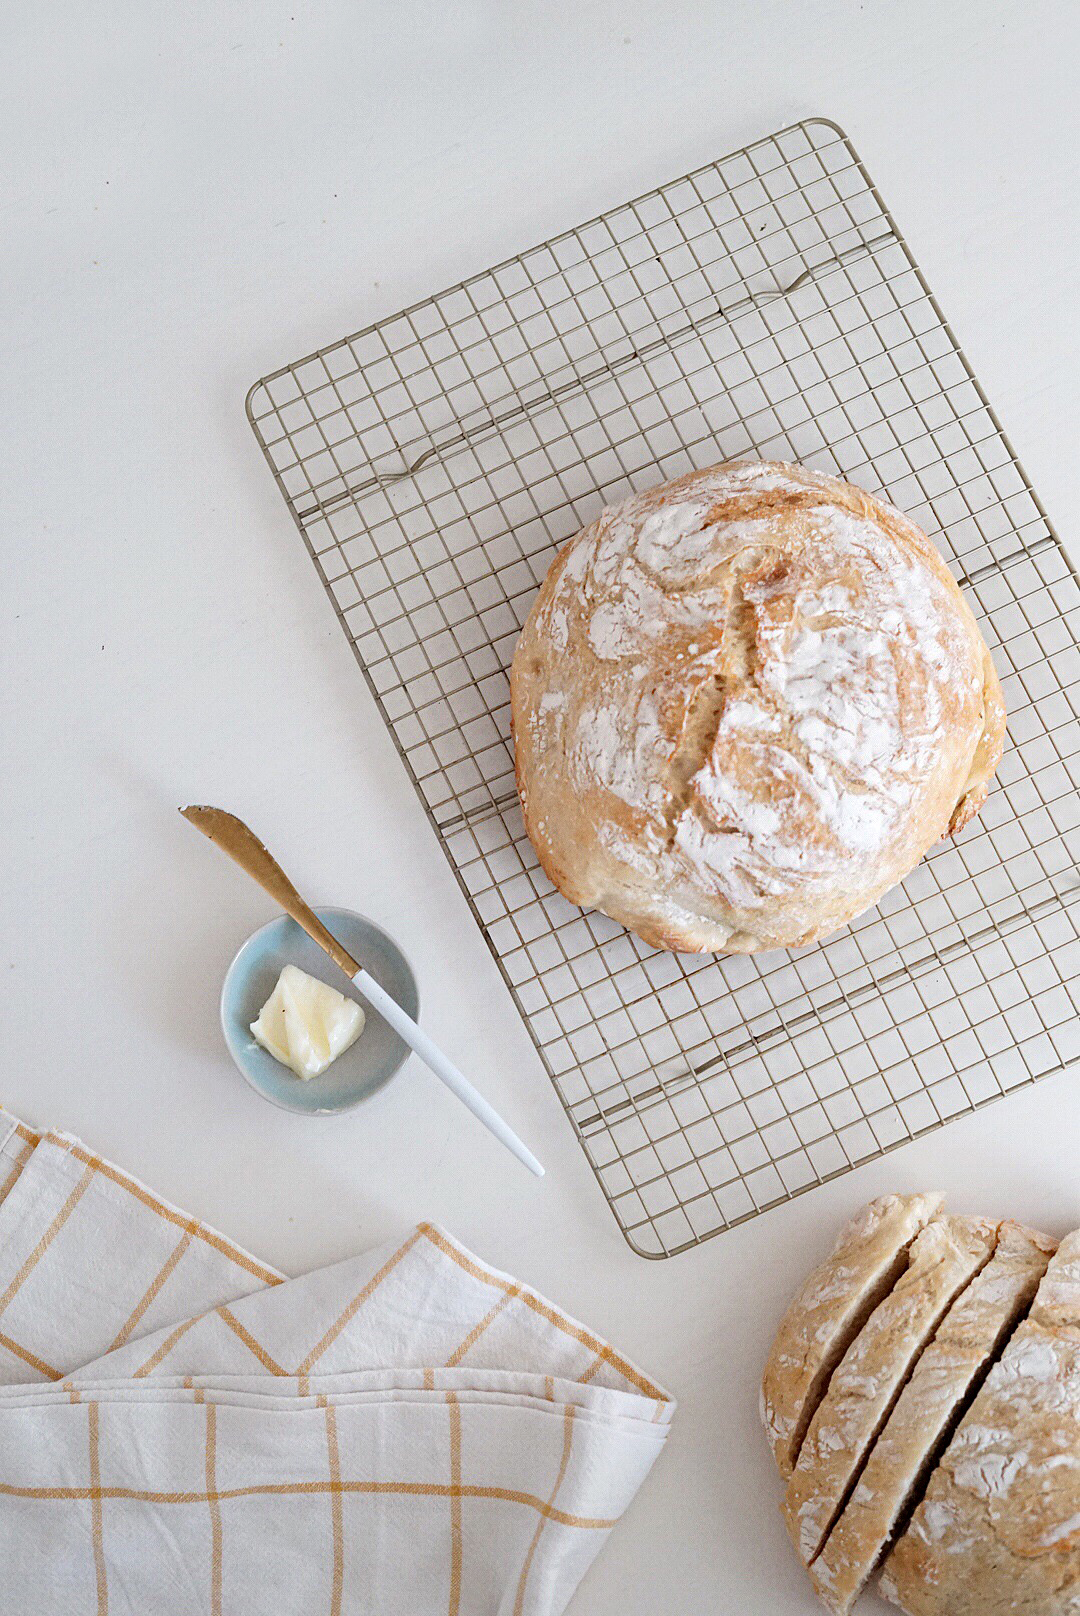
3 2 1078 1610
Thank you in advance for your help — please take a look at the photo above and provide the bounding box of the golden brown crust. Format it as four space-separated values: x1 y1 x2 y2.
511 460 1005 955
947 642 1007 835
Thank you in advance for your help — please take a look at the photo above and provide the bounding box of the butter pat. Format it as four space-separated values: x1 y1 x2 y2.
250 964 365 1080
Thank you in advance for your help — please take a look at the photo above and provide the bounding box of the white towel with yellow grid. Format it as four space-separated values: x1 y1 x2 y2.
0 1111 672 1614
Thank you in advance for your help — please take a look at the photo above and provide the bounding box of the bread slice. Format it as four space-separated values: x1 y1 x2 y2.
761 1194 945 1477
880 1227 1080 1616
783 1214 998 1567
810 1221 1055 1614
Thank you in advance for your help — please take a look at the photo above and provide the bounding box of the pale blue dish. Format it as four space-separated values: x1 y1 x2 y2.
220 908 419 1115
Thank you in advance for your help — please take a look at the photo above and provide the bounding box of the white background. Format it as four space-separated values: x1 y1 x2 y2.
3 2 1078 1610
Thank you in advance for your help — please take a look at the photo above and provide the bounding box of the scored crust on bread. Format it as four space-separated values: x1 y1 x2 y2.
880 1228 1080 1616
761 1193 945 1478
810 1221 1056 1615
783 1215 999 1568
510 459 1006 955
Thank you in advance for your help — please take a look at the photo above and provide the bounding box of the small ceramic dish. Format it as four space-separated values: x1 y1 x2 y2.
220 907 419 1115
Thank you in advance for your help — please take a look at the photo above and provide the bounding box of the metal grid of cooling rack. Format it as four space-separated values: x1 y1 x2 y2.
247 118 1080 1258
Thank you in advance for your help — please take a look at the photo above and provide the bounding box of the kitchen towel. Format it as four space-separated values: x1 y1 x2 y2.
0 1110 672 1615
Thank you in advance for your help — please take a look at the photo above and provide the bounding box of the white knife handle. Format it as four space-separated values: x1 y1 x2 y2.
352 968 545 1178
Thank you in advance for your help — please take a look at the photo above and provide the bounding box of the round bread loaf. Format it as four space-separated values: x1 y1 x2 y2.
510 460 1005 953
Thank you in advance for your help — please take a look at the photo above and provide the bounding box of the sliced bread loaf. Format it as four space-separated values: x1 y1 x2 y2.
761 1194 944 1477
880 1228 1080 1616
811 1221 1055 1614
783 1214 998 1566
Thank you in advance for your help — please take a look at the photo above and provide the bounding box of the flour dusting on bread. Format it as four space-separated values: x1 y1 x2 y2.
512 459 1005 953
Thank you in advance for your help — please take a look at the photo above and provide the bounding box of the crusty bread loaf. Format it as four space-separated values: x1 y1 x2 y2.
511 460 1005 954
811 1221 1056 1615
880 1229 1080 1616
761 1193 944 1478
783 1215 998 1567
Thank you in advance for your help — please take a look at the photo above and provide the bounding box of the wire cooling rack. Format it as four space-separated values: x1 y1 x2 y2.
247 118 1080 1257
